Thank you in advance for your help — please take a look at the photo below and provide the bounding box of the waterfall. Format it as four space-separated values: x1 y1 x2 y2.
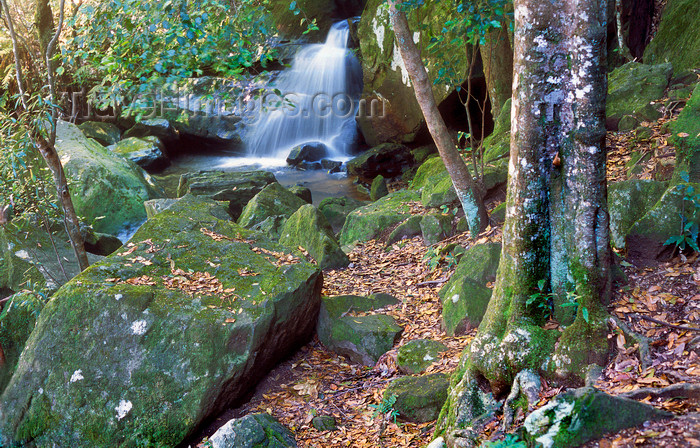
245 21 362 161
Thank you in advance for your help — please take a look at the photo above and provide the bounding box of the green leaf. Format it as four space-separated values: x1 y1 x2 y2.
582 307 589 323
289 1 296 10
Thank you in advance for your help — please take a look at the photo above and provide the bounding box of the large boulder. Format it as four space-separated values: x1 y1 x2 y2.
523 387 671 448
208 413 297 448
606 62 673 128
438 243 500 335
608 180 668 249
670 83 700 182
238 183 307 238
339 190 420 246
0 195 322 447
356 0 468 145
111 137 170 172
286 142 328 166
55 120 163 235
279 204 349 270
123 118 180 147
643 0 700 75
411 157 458 208
346 143 414 182
318 196 366 233
396 339 447 375
384 373 449 423
482 98 512 168
420 213 453 246
177 170 277 220
78 121 121 146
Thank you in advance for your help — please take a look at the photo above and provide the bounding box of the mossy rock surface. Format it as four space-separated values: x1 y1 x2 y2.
670 83 700 182
208 413 297 448
421 174 458 209
489 203 506 225
385 373 449 423
420 214 453 246
78 121 121 146
112 137 170 172
339 190 420 246
0 292 47 394
643 0 700 75
608 180 668 249
396 339 447 374
144 198 180 219
279 204 349 270
370 175 389 201
123 118 180 146
346 143 414 181
412 157 447 191
482 98 512 166
55 120 163 235
238 183 307 238
523 387 671 448
386 215 423 246
287 185 312 204
0 195 322 447
606 62 672 123
317 196 366 233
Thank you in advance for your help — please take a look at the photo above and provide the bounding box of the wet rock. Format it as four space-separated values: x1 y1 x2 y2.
111 136 170 172
287 185 313 204
286 142 329 166
384 373 449 423
346 143 414 181
318 196 366 233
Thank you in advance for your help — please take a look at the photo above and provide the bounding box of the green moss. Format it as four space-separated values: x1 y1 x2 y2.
606 62 672 122
385 373 450 423
412 157 447 191
608 180 668 249
671 84 700 181
370 175 389 201
397 339 447 374
78 121 122 146
643 0 700 74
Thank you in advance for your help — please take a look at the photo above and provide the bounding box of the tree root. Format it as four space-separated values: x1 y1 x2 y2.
501 369 541 431
611 317 652 370
620 383 700 401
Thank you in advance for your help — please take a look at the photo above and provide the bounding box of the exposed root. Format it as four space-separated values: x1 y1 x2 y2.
501 369 541 431
620 383 700 401
611 317 652 370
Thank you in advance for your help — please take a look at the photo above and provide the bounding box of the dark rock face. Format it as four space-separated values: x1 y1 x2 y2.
346 143 414 181
286 142 329 166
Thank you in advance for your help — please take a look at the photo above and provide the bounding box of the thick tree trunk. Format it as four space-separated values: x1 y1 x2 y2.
435 0 611 446
388 0 488 237
481 21 513 120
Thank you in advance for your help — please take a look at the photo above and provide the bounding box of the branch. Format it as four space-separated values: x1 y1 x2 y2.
620 383 700 401
46 0 66 146
633 314 700 333
0 0 27 108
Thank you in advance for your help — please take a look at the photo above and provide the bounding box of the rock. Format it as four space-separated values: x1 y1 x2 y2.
386 215 423 246
269 0 364 40
396 339 447 375
111 136 170 172
643 0 700 75
0 195 322 447
0 292 47 393
490 203 506 225
318 196 366 233
208 413 297 448
144 198 180 219
606 62 673 126
311 415 337 432
626 182 700 261
238 183 307 239
384 373 449 423
287 185 313 204
411 145 438 165
412 157 448 191
523 387 671 448
56 120 163 235
438 243 500 335
317 293 402 365
356 0 468 145
482 98 512 167
670 83 700 182
78 121 121 146
82 230 123 256
123 118 180 147
346 143 414 181
370 175 389 201
339 190 420 246
177 170 277 220
618 115 640 132
279 204 349 270
608 180 668 250
320 159 343 173
422 174 458 209
286 142 328 166
420 214 453 246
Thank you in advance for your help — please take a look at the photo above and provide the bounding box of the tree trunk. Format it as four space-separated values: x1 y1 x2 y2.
388 0 488 237
481 21 513 120
435 0 611 446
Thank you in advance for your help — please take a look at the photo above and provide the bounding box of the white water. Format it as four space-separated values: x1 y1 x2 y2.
244 21 362 161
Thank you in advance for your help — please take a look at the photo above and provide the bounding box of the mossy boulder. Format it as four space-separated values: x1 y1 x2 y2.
643 0 700 75
346 143 414 182
370 175 389 201
55 120 163 235
356 0 468 145
608 180 668 249
0 292 47 394
269 0 362 41
317 196 366 233
339 190 420 246
489 203 506 225
420 214 453 246
317 293 402 365
606 62 673 126
396 339 447 375
482 98 512 167
78 121 121 146
286 142 328 166
523 387 671 448
386 215 423 246
412 157 448 191
82 230 123 256
238 183 306 239
422 174 458 209
384 373 449 423
438 243 500 335
111 137 170 172
177 171 278 220
311 415 337 432
670 83 700 182
144 198 180 219
279 204 349 270
123 118 180 147
287 185 312 204
0 195 322 447
208 413 297 448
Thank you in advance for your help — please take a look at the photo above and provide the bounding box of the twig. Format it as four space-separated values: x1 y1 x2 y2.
417 278 448 287
633 314 700 332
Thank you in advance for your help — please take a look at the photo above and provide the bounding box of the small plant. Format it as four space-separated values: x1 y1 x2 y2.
369 393 400 424
526 279 552 319
423 247 442 271
423 245 460 272
664 172 700 253
561 290 589 323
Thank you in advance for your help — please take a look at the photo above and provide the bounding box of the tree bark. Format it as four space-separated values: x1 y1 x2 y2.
481 20 513 120
436 0 611 445
388 0 488 237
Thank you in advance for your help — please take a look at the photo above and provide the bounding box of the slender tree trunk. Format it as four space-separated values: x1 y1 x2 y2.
388 0 488 237
435 0 610 446
481 21 513 120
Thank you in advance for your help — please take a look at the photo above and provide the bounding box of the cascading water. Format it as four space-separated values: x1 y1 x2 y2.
244 21 362 162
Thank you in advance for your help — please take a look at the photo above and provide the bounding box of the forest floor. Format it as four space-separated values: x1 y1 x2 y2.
195 107 700 448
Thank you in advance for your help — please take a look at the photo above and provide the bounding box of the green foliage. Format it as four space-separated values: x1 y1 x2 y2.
423 244 459 272
664 172 700 252
287 0 320 35
478 434 527 448
527 280 589 323
370 393 400 424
